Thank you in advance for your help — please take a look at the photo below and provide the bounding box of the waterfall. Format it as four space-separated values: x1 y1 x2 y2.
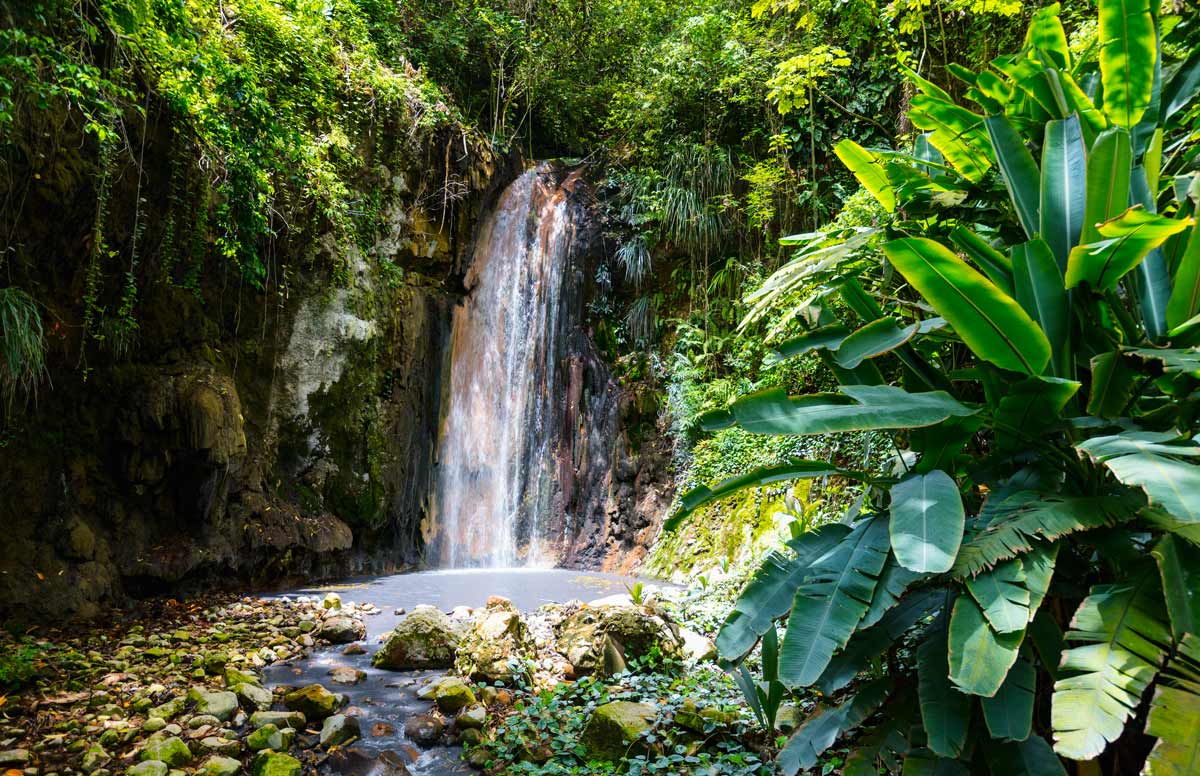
431 166 579 568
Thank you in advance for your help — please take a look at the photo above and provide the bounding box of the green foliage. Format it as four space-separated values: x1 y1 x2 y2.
0 287 47 413
0 637 48 690
667 2 1200 772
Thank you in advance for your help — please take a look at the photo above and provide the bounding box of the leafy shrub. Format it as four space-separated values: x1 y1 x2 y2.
668 2 1200 773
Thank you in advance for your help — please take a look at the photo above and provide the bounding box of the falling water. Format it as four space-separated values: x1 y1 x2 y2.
432 167 578 568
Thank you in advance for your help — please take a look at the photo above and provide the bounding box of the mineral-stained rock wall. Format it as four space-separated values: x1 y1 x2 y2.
0 110 507 618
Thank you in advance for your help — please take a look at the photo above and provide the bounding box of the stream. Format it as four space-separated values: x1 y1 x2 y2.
263 568 659 775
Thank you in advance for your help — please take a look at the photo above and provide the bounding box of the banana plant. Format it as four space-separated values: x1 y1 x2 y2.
666 2 1200 773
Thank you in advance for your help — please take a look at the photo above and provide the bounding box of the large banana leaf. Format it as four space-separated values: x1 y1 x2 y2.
1011 240 1070 376
715 524 852 661
861 554 926 629
981 657 1036 741
909 95 993 183
1143 634 1200 775
1087 351 1140 418
1024 5 1069 70
1162 46 1200 123
1076 430 1200 462
769 325 850 363
966 558 1030 634
834 317 918 369
779 516 890 687
993 376 1080 452
1040 115 1087 268
985 115 1041 240
1064 207 1193 290
1082 127 1133 245
952 493 1132 577
1165 224 1200 330
1152 535 1200 641
835 139 896 212
948 595 1023 697
666 460 872 530
919 619 972 758
1051 572 1171 760
883 237 1051 375
778 678 892 776
889 470 965 574
1097 0 1157 128
984 736 1067 775
699 384 975 437
817 588 942 695
1101 453 1200 529
1024 542 1058 622
950 226 1015 295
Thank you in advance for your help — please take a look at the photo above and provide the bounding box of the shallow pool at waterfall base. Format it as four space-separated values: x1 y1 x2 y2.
261 568 669 775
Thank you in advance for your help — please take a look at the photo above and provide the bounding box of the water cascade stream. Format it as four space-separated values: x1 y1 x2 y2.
431 166 581 567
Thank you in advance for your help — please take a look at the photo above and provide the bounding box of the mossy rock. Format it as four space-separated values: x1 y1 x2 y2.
186 687 238 722
455 598 534 682
580 701 656 761
556 604 682 677
283 683 339 720
674 699 736 733
433 677 476 714
251 752 302 776
139 735 192 767
372 607 460 670
198 756 242 776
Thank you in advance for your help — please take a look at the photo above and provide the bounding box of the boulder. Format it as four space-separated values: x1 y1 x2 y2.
249 710 306 730
454 597 534 682
320 713 361 748
328 666 367 685
198 756 242 776
127 762 169 776
372 608 460 670
252 752 302 776
403 714 445 748
316 616 366 644
680 629 717 662
322 593 343 610
139 735 192 767
556 604 683 677
433 677 476 714
187 688 238 722
580 701 657 761
246 723 295 752
233 681 274 711
456 705 487 730
673 699 736 733
284 683 339 720
224 667 261 687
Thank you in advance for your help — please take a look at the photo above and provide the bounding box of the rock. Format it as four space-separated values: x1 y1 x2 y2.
556 604 682 677
0 749 29 766
283 683 339 720
372 609 460 670
326 750 412 776
403 714 444 748
323 593 343 610
316 616 366 644
776 703 802 733
460 727 484 746
680 629 718 662
149 697 186 720
83 744 111 772
251 752 302 776
674 699 735 733
187 688 238 722
198 755 242 776
199 736 241 756
454 597 534 683
328 666 367 685
580 701 657 761
249 710 306 729
456 705 487 730
342 643 367 656
246 724 295 751
371 722 395 736
139 735 192 767
142 717 168 733
233 681 274 710
224 667 261 687
127 762 169 776
320 713 361 748
466 747 490 769
415 675 450 700
433 677 476 714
